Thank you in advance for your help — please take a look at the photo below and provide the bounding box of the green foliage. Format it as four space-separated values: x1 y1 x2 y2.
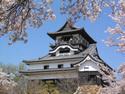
0 63 17 73
27 80 60 94
14 75 20 82
18 63 25 71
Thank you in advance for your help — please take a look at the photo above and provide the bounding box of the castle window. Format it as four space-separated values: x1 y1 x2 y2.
50 53 56 56
58 64 63 68
84 66 89 69
59 47 70 53
44 65 49 69
61 36 72 42
64 36 70 41
71 64 74 68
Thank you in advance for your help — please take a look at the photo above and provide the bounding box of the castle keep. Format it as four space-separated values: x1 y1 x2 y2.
21 21 114 85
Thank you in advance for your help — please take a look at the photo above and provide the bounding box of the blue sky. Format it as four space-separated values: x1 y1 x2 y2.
0 1 125 70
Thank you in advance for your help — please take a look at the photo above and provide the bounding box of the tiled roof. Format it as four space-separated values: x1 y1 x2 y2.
23 44 96 62
24 44 101 63
47 21 96 43
23 43 113 70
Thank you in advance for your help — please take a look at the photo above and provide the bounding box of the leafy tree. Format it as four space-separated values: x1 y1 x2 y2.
0 63 17 74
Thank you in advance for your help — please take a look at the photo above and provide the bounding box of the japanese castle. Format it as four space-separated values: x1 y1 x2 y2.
21 21 114 85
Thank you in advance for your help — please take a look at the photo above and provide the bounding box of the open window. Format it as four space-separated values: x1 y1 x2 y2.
71 64 74 68
58 64 63 68
84 66 89 69
44 65 49 69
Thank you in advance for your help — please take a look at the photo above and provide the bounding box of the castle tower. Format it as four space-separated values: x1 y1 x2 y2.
20 21 114 85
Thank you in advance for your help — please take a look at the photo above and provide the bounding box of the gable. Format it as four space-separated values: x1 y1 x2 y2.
76 55 99 72
79 60 99 71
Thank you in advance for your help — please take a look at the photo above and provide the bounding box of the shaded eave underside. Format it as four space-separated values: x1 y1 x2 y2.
20 67 77 75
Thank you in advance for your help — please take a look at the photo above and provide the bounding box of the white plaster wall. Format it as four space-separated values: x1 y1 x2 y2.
28 64 43 70
79 60 98 71
28 62 72 70
64 63 71 68
28 64 57 70
48 63 57 69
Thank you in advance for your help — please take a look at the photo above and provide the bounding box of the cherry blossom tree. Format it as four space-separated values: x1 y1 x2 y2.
105 0 125 53
101 1 125 93
0 0 55 44
0 0 112 44
0 71 17 94
0 0 124 47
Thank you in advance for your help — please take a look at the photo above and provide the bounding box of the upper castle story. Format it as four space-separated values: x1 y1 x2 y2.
48 21 96 57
